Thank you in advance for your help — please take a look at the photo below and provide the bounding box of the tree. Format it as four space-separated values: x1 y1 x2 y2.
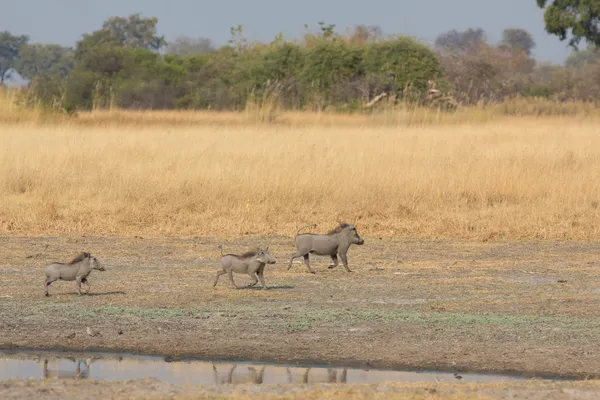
435 28 487 53
15 44 75 80
318 21 337 39
75 29 121 61
164 36 215 56
75 14 165 63
102 13 166 50
536 0 600 48
501 28 536 55
0 31 29 83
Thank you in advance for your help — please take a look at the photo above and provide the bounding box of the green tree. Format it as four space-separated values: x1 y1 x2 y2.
0 31 29 83
102 13 166 50
75 29 121 61
536 0 600 48
364 37 442 100
15 44 75 80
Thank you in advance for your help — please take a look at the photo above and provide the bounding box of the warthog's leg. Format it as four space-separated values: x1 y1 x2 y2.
227 269 237 289
339 252 352 272
213 270 227 288
302 254 316 274
257 270 268 289
327 254 339 269
340 368 347 383
288 252 304 270
81 278 90 294
227 365 237 383
212 364 219 385
302 367 311 384
45 278 57 297
249 366 266 383
327 368 337 382
76 277 84 295
247 272 259 287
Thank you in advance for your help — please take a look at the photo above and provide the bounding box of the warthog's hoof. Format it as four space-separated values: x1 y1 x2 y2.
262 286 270 290
328 265 337 269
44 293 50 297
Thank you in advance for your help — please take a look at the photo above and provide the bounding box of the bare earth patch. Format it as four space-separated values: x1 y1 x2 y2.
2 236 600 398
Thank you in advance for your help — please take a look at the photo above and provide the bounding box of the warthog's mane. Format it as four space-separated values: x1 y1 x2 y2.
327 222 352 235
67 252 90 265
233 250 257 259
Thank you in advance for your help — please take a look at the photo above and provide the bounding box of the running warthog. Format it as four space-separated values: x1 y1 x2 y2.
288 222 364 273
44 252 105 297
213 245 276 289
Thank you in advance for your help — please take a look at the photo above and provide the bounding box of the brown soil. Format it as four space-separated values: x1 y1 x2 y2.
2 236 600 398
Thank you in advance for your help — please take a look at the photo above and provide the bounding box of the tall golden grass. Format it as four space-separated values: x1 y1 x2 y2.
1 88 600 239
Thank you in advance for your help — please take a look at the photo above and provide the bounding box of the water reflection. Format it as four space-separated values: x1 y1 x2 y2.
0 351 553 386
41 358 92 379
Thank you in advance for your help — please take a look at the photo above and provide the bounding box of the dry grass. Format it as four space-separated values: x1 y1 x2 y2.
2 89 600 239
5 378 600 400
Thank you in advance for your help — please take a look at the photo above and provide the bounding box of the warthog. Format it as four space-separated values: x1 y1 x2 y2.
213 245 276 289
44 252 105 297
288 222 364 273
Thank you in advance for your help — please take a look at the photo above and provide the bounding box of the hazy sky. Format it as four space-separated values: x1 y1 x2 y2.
2 0 574 64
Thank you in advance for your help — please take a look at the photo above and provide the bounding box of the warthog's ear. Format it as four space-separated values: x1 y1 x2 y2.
265 246 269 252
84 252 91 258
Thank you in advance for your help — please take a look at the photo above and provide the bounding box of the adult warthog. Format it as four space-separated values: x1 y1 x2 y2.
288 222 364 273
214 245 276 289
44 252 105 297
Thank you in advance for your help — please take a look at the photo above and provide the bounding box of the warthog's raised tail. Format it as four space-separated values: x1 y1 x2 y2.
218 245 225 257
296 224 317 236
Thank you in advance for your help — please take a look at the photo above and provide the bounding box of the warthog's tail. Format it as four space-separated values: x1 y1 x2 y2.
296 224 317 236
218 245 225 257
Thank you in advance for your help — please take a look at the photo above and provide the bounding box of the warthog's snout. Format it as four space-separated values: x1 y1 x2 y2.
98 267 106 271
357 238 365 245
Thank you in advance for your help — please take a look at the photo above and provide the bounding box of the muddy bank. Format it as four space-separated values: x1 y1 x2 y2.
1 236 600 380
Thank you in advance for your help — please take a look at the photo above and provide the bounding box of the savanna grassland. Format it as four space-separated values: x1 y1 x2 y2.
2 91 600 241
3 90 600 399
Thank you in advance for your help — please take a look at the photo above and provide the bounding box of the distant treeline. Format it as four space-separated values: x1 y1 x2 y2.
1 14 599 112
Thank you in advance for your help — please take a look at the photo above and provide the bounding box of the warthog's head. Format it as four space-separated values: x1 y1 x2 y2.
344 224 364 245
89 255 106 271
256 247 276 264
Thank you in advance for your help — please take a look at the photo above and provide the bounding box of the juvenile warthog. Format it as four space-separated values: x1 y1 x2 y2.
44 252 105 297
288 222 364 273
214 245 276 289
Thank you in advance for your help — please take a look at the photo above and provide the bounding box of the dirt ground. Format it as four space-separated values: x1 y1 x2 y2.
2 235 600 398
3 377 600 400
